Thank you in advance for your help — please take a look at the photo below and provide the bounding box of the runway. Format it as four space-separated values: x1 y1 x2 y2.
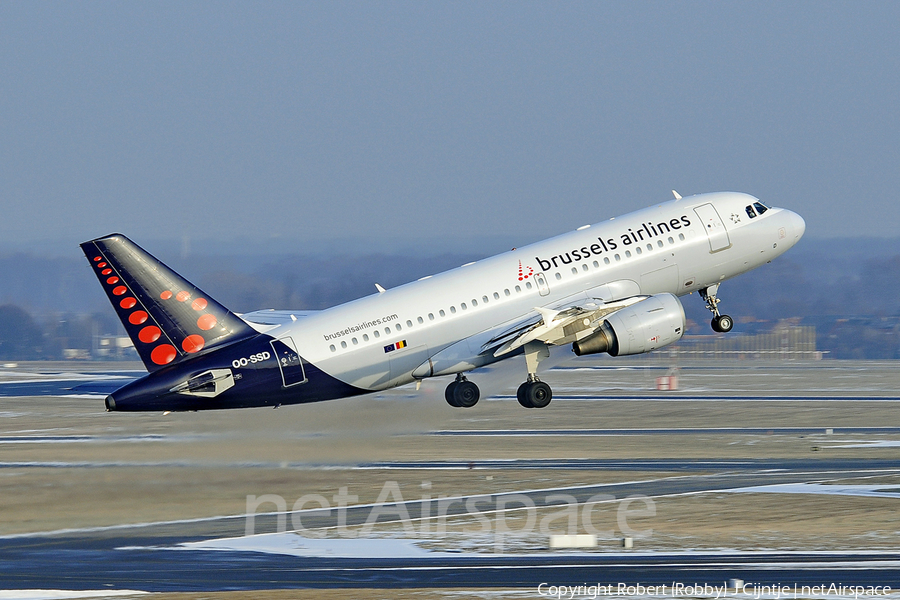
3 359 900 595
4 462 900 592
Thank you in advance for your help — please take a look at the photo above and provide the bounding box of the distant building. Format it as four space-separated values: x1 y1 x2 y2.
667 322 820 360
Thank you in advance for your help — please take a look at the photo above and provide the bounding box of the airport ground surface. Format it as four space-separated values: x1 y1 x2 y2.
2 358 900 598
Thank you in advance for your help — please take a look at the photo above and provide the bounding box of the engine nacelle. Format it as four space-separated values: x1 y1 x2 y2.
572 293 685 357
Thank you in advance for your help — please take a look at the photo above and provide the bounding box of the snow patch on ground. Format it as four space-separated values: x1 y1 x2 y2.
0 591 146 600
730 482 900 498
179 531 447 558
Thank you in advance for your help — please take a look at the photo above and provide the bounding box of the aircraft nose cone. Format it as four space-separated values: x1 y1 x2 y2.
788 210 806 241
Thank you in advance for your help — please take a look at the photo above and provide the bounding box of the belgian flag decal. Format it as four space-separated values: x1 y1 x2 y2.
383 340 407 353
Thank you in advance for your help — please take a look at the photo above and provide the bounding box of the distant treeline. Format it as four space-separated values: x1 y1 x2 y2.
0 237 898 360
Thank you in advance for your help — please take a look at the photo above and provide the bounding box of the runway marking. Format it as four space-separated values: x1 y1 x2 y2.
0 592 147 599
431 427 900 436
492 395 900 402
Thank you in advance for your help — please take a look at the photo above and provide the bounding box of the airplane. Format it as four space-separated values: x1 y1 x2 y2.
82 191 805 412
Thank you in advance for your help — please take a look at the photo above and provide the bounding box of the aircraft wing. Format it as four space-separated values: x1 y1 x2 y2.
487 296 647 357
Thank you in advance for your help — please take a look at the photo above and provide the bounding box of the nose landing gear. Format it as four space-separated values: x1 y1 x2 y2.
701 284 734 333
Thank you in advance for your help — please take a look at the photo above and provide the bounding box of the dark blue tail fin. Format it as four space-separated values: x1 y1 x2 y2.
81 234 257 372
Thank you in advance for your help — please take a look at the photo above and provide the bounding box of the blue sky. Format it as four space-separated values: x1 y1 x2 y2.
2 1 898 255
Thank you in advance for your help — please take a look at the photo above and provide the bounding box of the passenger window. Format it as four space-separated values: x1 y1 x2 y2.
504 289 511 296
384 327 391 334
526 281 533 289
668 237 674 244
417 316 423 324
461 302 467 310
678 233 685 241
406 320 413 328
428 313 434 321
515 285 522 292
582 264 589 272
647 244 653 251
352 337 358 345
330 344 336 352
571 267 577 274
625 250 632 258
395 324 402 331
483 295 489 303
493 292 500 300
341 341 347 349
374 330 380 338
471 299 477 306
635 247 642 255
450 306 457 314
363 334 369 341
615 254 621 261
604 257 610 265
592 260 599 268
555 273 562 280
657 241 663 248
439 309 446 317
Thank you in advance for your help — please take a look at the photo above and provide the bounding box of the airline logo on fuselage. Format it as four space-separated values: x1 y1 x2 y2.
517 261 534 282
535 214 692 271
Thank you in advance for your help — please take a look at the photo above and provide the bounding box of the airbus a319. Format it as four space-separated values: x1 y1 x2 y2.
82 191 804 412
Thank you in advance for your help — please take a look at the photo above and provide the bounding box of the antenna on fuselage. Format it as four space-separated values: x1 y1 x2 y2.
672 190 682 200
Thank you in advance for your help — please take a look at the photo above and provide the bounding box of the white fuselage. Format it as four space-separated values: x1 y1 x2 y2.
247 192 805 391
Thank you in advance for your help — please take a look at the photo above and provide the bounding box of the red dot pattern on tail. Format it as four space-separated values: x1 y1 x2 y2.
151 345 177 365
94 255 221 366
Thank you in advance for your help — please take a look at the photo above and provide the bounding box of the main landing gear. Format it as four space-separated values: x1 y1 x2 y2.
700 283 734 333
445 373 480 408
517 340 553 409
443 341 555 409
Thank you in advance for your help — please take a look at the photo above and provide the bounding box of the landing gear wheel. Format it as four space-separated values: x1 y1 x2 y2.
453 380 480 408
712 314 734 333
516 381 552 408
517 383 532 408
528 381 552 408
445 381 460 407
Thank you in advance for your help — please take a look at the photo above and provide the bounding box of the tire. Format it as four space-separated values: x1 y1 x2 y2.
445 381 460 407
527 381 552 408
454 380 480 408
517 382 533 408
710 317 722 333
717 314 734 333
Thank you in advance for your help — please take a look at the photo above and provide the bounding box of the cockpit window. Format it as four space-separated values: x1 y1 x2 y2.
753 201 769 215
745 205 757 219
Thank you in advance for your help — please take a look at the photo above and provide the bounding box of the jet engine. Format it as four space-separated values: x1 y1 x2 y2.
572 293 685 357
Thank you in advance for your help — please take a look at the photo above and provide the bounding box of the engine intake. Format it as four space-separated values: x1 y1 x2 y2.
572 293 685 357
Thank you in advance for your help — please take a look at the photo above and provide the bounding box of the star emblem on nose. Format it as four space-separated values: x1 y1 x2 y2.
730 213 741 223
